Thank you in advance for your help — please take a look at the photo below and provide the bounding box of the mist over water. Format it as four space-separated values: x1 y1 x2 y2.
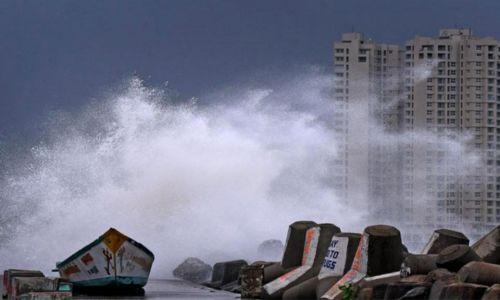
0 69 484 277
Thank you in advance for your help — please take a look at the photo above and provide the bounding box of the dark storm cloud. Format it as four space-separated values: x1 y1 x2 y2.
1 0 500 138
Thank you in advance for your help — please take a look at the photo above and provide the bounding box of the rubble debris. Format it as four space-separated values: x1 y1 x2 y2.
436 244 480 272
401 254 438 277
263 223 341 299
2 269 45 298
204 259 247 290
438 283 488 300
457 261 500 286
173 257 212 284
56 228 154 291
471 225 500 264
241 263 268 298
258 239 284 261
482 284 500 300
421 229 469 255
320 225 405 300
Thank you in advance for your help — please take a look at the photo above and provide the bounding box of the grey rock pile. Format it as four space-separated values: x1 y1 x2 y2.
172 257 212 284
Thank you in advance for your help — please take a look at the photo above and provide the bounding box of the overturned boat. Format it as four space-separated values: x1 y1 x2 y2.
55 228 154 291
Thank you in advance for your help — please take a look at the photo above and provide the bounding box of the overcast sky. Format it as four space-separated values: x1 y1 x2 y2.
2 0 500 139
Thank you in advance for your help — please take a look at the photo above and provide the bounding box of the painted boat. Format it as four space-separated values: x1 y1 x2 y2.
55 228 154 289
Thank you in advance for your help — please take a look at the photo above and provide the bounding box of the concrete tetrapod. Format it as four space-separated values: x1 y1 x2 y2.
260 221 319 285
401 254 438 277
383 282 432 300
457 261 500 286
398 286 432 300
320 225 406 300
240 221 319 298
482 284 500 300
263 262 295 284
204 259 248 290
281 221 319 269
281 232 361 300
426 268 458 300
262 223 341 299
438 283 488 300
421 229 469 255
472 225 500 264
436 244 480 272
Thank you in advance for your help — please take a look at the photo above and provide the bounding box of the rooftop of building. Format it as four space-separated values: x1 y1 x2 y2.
438 28 472 38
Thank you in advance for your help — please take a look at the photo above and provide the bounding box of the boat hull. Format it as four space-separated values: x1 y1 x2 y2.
71 275 148 287
56 228 154 289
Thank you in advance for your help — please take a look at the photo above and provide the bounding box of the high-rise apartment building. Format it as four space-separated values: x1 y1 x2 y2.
332 33 403 218
403 29 500 240
333 29 500 243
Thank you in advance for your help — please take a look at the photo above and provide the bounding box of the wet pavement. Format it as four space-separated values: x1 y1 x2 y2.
75 279 239 300
139 279 238 300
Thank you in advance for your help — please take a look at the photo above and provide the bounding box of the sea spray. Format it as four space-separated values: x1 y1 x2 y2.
0 70 484 277
0 75 361 277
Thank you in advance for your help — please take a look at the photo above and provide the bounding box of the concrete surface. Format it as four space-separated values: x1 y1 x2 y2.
75 279 239 299
118 279 240 300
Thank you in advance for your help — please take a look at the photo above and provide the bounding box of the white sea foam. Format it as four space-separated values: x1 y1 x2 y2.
0 69 484 277
0 74 365 277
